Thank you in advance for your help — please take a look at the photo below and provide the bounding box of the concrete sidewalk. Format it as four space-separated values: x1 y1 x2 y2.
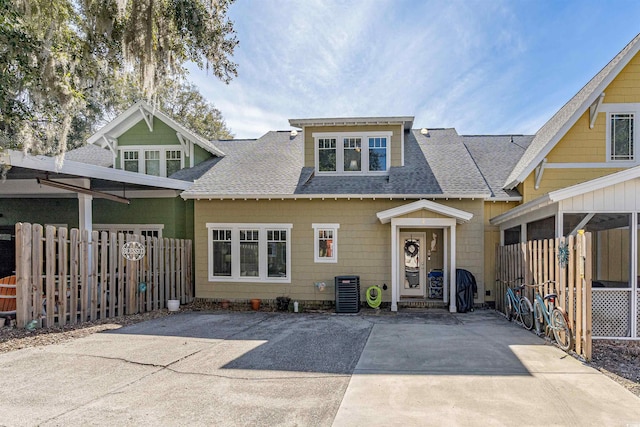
0 310 638 426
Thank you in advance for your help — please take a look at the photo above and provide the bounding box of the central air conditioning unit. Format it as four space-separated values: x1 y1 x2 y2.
335 275 360 313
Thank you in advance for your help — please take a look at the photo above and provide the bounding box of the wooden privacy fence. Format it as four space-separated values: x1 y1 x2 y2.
15 223 193 328
496 232 592 360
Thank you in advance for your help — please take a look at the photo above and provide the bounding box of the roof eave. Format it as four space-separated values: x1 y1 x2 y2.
6 150 192 191
289 117 415 131
181 192 490 201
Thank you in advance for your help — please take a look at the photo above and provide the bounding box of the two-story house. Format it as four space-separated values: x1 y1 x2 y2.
180 118 529 312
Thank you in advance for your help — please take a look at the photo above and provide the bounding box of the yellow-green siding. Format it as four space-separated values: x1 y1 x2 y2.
193 198 485 302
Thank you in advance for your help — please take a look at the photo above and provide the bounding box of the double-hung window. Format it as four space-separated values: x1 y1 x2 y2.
120 146 185 176
166 150 182 176
318 138 337 172
123 151 139 172
314 132 391 174
145 150 161 176
610 113 634 161
207 223 292 282
312 224 339 263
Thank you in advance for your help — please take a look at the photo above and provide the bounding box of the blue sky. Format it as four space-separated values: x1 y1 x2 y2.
188 0 640 139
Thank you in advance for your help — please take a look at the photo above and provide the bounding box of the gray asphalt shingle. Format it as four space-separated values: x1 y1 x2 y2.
463 135 533 199
184 128 499 198
65 145 113 167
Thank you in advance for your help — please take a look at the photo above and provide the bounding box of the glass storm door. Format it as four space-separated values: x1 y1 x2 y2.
400 232 425 297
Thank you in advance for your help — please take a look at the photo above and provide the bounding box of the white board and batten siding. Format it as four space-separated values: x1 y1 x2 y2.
559 178 640 212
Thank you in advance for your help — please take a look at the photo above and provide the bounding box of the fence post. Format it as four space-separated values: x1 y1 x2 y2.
575 232 583 355
45 226 56 327
15 223 32 328
583 232 593 361
58 227 68 326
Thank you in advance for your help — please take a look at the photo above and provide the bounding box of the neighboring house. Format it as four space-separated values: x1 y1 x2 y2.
490 33 640 338
0 101 219 276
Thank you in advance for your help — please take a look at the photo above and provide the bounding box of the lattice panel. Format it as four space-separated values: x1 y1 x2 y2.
591 290 631 338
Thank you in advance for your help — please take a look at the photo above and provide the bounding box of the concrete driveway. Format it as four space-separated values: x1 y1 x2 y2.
0 310 638 426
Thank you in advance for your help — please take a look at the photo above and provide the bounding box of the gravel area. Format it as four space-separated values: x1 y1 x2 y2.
1 306 639 399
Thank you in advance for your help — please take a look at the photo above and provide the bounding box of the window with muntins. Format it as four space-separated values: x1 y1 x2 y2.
123 151 139 172
145 150 161 176
312 223 339 263
207 223 292 282
166 150 182 176
318 138 337 172
314 132 391 174
611 113 634 161
120 147 185 177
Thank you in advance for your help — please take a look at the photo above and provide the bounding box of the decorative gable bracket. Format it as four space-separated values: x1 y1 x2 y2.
589 92 605 129
139 106 154 132
176 132 194 167
100 135 118 156
534 158 547 190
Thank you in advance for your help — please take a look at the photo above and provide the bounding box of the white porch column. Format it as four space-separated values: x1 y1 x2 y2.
449 224 457 313
520 222 527 243
391 219 398 312
632 212 638 338
78 194 93 237
443 227 449 304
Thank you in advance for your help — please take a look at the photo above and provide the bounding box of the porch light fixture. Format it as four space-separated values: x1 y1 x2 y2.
36 178 130 205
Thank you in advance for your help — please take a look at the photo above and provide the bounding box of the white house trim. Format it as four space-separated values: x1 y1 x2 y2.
5 150 191 190
376 199 473 224
378 200 469 313
87 100 225 157
389 217 458 313
589 92 605 129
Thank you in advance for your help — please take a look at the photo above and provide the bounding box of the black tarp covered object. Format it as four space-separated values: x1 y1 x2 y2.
456 269 477 313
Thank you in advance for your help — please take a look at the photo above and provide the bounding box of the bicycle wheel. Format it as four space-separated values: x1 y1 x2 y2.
551 308 573 351
533 300 545 335
504 293 513 321
519 297 534 330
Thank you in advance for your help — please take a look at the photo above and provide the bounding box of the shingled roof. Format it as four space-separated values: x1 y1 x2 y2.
463 135 533 199
181 128 514 199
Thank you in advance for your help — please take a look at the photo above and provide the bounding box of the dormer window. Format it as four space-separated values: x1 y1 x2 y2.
314 131 391 174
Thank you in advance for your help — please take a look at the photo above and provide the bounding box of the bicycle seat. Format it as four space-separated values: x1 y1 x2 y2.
543 293 557 301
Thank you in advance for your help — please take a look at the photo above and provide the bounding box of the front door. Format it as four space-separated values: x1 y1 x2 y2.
400 232 425 297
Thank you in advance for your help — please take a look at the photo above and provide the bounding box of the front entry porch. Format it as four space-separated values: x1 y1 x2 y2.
377 200 474 313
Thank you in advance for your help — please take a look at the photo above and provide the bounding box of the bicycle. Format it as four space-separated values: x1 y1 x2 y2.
498 277 534 330
532 281 573 351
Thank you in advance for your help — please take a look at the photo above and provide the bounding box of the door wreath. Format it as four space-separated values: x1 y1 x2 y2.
404 240 419 257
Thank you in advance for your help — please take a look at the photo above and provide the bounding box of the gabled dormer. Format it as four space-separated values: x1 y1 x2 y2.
87 101 224 178
288 116 413 176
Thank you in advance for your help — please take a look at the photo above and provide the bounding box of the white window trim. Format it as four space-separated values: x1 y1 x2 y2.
206 223 292 283
313 131 391 175
600 103 640 165
93 224 164 238
119 145 185 177
312 223 339 263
